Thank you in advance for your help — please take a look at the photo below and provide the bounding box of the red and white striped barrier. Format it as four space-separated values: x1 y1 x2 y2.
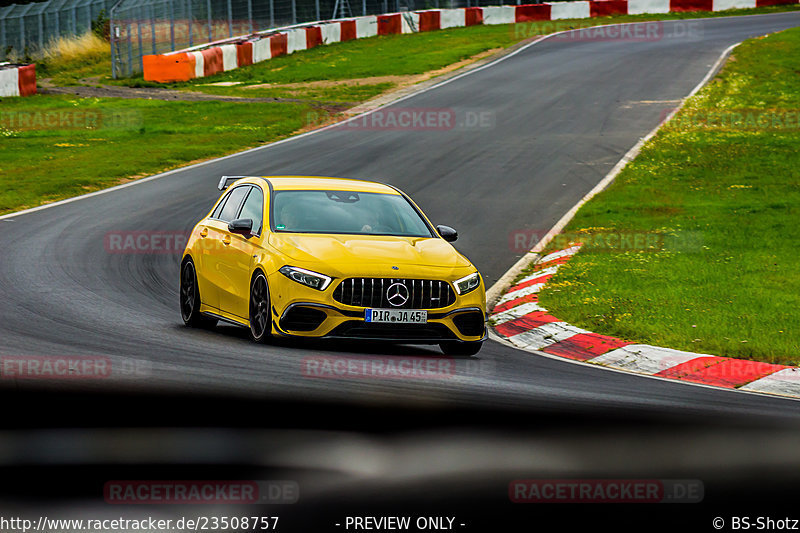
629 0 671 14
142 0 800 83
551 2 592 18
0 63 36 97
491 245 800 398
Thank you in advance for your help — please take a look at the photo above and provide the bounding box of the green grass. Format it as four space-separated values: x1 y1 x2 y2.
537 27 800 365
156 24 526 102
188 81 395 103
3 4 798 217
192 25 519 84
3 23 535 215
0 97 314 213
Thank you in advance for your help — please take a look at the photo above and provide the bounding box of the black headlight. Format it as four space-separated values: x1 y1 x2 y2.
279 266 332 291
454 272 481 295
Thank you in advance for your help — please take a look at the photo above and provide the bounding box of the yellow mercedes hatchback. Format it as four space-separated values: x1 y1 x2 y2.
180 176 486 355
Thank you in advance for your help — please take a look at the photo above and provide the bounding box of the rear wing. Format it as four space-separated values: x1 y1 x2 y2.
217 175 257 191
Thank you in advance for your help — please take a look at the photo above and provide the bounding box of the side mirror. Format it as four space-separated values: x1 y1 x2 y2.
436 225 458 242
228 218 254 236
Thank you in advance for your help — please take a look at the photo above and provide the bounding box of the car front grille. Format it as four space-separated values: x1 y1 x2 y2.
332 278 456 309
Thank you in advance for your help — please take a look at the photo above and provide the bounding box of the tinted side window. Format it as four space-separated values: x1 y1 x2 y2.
211 192 229 219
217 186 249 223
238 187 264 235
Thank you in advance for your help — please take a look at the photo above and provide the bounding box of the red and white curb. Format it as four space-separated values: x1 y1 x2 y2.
141 0 799 82
490 245 800 399
0 62 36 97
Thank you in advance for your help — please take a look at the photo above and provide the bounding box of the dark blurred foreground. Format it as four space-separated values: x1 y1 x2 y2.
1 385 799 532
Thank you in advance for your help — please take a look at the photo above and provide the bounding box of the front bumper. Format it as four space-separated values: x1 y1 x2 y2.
268 273 487 343
274 302 487 343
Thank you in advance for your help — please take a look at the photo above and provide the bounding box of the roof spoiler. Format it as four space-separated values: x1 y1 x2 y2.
217 176 251 191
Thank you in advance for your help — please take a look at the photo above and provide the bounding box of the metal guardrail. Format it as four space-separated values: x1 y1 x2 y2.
0 0 525 74
108 0 519 78
0 0 116 60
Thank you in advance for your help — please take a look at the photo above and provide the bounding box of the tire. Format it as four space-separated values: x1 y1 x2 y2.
439 340 483 356
249 271 272 343
180 258 216 328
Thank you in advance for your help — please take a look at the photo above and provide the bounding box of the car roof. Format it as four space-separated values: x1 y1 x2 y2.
253 176 401 194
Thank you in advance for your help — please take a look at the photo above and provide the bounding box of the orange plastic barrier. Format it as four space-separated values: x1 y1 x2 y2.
143 53 195 82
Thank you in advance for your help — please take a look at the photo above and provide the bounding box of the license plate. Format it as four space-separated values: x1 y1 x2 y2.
365 309 428 324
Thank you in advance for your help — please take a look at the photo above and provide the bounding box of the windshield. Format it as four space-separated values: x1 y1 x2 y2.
272 190 434 237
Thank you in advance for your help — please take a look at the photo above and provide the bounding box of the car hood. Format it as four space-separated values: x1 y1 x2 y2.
268 233 473 269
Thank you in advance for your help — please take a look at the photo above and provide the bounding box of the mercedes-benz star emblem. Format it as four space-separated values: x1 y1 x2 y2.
386 282 409 307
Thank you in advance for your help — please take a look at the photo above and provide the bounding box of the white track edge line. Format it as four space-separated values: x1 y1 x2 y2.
2 11 796 400
0 26 546 222
487 31 800 402
3 12 796 222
